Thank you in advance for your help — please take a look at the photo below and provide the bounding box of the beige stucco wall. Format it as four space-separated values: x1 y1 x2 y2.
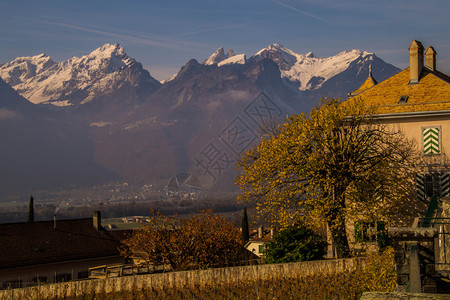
245 241 266 257
344 113 450 252
378 113 450 160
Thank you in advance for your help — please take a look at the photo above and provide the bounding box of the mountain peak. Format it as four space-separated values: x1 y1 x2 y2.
203 48 225 65
337 49 372 57
203 47 236 65
0 53 55 87
0 43 160 106
267 43 284 50
90 43 126 58
9 53 53 65
250 45 384 91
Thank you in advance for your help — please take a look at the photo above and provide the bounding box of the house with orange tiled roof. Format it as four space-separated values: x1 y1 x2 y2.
349 40 450 214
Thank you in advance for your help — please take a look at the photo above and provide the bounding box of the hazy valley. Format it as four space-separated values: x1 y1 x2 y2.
0 43 400 213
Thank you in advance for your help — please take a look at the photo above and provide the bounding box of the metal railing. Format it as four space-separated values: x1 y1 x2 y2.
88 262 168 279
418 217 450 267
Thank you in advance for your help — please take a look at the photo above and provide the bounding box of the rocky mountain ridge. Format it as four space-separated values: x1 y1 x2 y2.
0 43 160 107
1 43 399 108
0 43 401 198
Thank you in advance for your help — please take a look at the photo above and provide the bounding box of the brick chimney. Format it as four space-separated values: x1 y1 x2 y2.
408 40 424 84
93 211 101 230
425 46 437 72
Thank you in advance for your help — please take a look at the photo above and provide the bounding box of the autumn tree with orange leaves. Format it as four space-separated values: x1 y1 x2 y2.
120 210 245 270
236 98 417 258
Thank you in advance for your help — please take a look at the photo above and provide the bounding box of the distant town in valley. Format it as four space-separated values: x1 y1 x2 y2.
0 0 449 295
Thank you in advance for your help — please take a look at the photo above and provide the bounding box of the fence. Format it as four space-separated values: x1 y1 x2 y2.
419 217 450 270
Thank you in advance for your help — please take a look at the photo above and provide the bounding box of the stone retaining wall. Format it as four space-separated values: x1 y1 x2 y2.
0 257 366 299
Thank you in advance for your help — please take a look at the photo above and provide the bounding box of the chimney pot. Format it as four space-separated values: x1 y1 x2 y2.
408 40 424 84
93 211 101 230
258 225 264 239
425 46 437 72
270 227 277 238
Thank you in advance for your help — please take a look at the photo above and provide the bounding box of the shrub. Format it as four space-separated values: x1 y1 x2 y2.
264 225 327 264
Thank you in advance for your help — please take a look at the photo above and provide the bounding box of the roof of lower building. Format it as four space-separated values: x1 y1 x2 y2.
0 218 121 270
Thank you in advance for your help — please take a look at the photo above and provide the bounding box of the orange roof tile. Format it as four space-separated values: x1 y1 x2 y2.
350 68 450 114
350 74 377 95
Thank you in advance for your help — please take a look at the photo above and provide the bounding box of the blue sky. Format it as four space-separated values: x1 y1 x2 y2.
0 0 449 81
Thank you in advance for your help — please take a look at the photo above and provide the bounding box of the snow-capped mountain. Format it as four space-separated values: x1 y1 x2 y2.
0 53 55 87
202 47 237 65
218 54 246 67
0 43 160 106
0 42 400 196
205 43 390 93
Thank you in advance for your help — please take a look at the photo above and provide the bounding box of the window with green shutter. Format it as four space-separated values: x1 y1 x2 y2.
422 127 441 154
258 244 265 253
354 221 391 248
416 172 450 201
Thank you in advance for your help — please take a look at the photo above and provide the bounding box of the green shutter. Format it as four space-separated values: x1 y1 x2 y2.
376 221 391 249
441 173 450 197
423 195 439 227
416 173 426 202
423 127 440 154
258 244 265 253
376 221 385 242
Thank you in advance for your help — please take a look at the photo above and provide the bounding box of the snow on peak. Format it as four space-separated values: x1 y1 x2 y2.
203 47 226 65
0 43 141 105
252 45 375 91
264 43 286 52
218 54 246 66
203 47 237 65
82 43 133 68
92 43 126 57
253 43 298 71
0 53 55 86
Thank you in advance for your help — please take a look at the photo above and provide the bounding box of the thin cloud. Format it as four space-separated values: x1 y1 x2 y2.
32 18 207 53
173 21 256 38
270 0 327 23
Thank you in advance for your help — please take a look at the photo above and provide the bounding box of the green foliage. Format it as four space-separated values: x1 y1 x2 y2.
241 207 249 242
237 98 417 258
264 225 327 263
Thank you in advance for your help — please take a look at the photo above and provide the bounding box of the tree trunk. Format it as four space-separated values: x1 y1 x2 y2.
327 186 350 258
328 218 350 258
